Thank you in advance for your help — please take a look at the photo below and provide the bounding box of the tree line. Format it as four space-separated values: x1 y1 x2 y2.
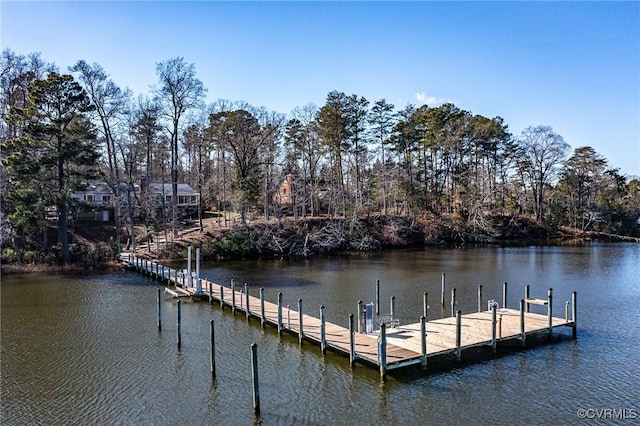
1 49 639 264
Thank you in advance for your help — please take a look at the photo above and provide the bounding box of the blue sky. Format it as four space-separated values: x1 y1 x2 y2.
2 1 639 176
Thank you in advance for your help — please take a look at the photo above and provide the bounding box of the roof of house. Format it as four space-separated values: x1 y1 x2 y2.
148 183 199 195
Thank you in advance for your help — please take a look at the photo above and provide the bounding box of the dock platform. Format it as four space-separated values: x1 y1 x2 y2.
121 253 577 380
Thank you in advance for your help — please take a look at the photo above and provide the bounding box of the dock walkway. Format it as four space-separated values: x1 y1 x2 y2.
121 253 577 379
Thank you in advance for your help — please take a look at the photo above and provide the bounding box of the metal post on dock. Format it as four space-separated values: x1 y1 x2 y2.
210 319 216 379
298 299 303 344
196 247 200 280
525 285 530 312
250 343 260 416
478 285 483 312
547 288 553 339
287 305 291 330
375 279 380 316
209 282 212 305
499 314 503 338
441 273 446 308
157 288 162 331
572 291 577 339
245 283 250 319
231 279 236 314
420 315 427 369
379 323 387 382
503 282 508 309
390 296 395 319
491 303 497 354
260 288 265 327
565 301 569 322
349 313 355 367
277 293 283 336
520 299 526 347
357 300 363 334
455 310 462 361
451 288 456 317
423 292 428 319
220 286 224 309
320 305 326 355
177 300 182 349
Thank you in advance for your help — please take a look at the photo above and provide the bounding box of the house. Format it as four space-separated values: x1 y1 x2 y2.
274 174 294 206
143 183 200 217
73 182 116 221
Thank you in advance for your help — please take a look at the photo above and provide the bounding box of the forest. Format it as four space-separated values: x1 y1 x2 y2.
1 50 639 266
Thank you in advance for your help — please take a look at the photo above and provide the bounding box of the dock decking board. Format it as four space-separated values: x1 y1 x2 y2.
123 254 576 374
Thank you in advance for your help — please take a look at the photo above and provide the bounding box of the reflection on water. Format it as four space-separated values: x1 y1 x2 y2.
2 243 639 425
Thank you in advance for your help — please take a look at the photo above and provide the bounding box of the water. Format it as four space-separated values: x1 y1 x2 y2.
2 243 639 425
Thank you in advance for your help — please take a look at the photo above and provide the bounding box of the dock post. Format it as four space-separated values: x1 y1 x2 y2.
287 305 291 330
187 246 192 288
499 314 503 338
491 303 497 354
177 300 182 349
320 305 326 355
503 281 508 309
208 281 212 304
441 273 446 308
210 319 216 379
349 313 355 367
525 285 530 312
572 291 577 339
220 286 224 309
260 288 265 328
277 293 283 335
357 301 363 334
565 301 569 322
420 315 427 369
547 288 553 339
456 310 462 361
379 323 387 382
390 296 396 319
245 283 250 319
231 279 236 315
477 285 483 312
298 299 303 344
375 279 380 316
196 247 200 280
251 343 260 416
423 292 428 319
157 288 162 331
451 288 456 317
520 299 526 347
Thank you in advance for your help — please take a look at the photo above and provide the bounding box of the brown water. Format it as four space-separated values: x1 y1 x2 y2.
2 243 639 425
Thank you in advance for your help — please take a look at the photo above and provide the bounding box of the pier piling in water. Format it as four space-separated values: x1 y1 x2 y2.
251 343 260 416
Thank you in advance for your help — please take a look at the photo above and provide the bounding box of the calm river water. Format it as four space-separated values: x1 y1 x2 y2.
2 243 639 425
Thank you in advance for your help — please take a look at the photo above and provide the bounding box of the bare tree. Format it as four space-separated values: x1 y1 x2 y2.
155 57 205 237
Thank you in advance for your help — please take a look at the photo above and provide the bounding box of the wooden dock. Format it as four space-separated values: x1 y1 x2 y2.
121 252 577 380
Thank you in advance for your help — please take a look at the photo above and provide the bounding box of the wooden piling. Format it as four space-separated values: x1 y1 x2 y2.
451 287 456 317
157 288 162 331
357 300 363 333
208 281 212 304
349 313 355 367
375 279 380 316
477 285 483 312
287 305 291 330
525 285 530 312
251 343 260 416
277 292 283 336
210 319 216 379
231 279 236 314
441 273 446 307
547 288 553 338
572 291 577 339
177 300 182 349
520 299 526 347
498 314 503 338
260 288 265 327
245 283 250 319
187 246 192 288
565 301 569 322
503 281 508 309
379 323 387 381
423 292 428 319
491 303 497 354
455 310 462 361
320 305 326 355
298 299 303 344
220 286 224 309
420 315 427 368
